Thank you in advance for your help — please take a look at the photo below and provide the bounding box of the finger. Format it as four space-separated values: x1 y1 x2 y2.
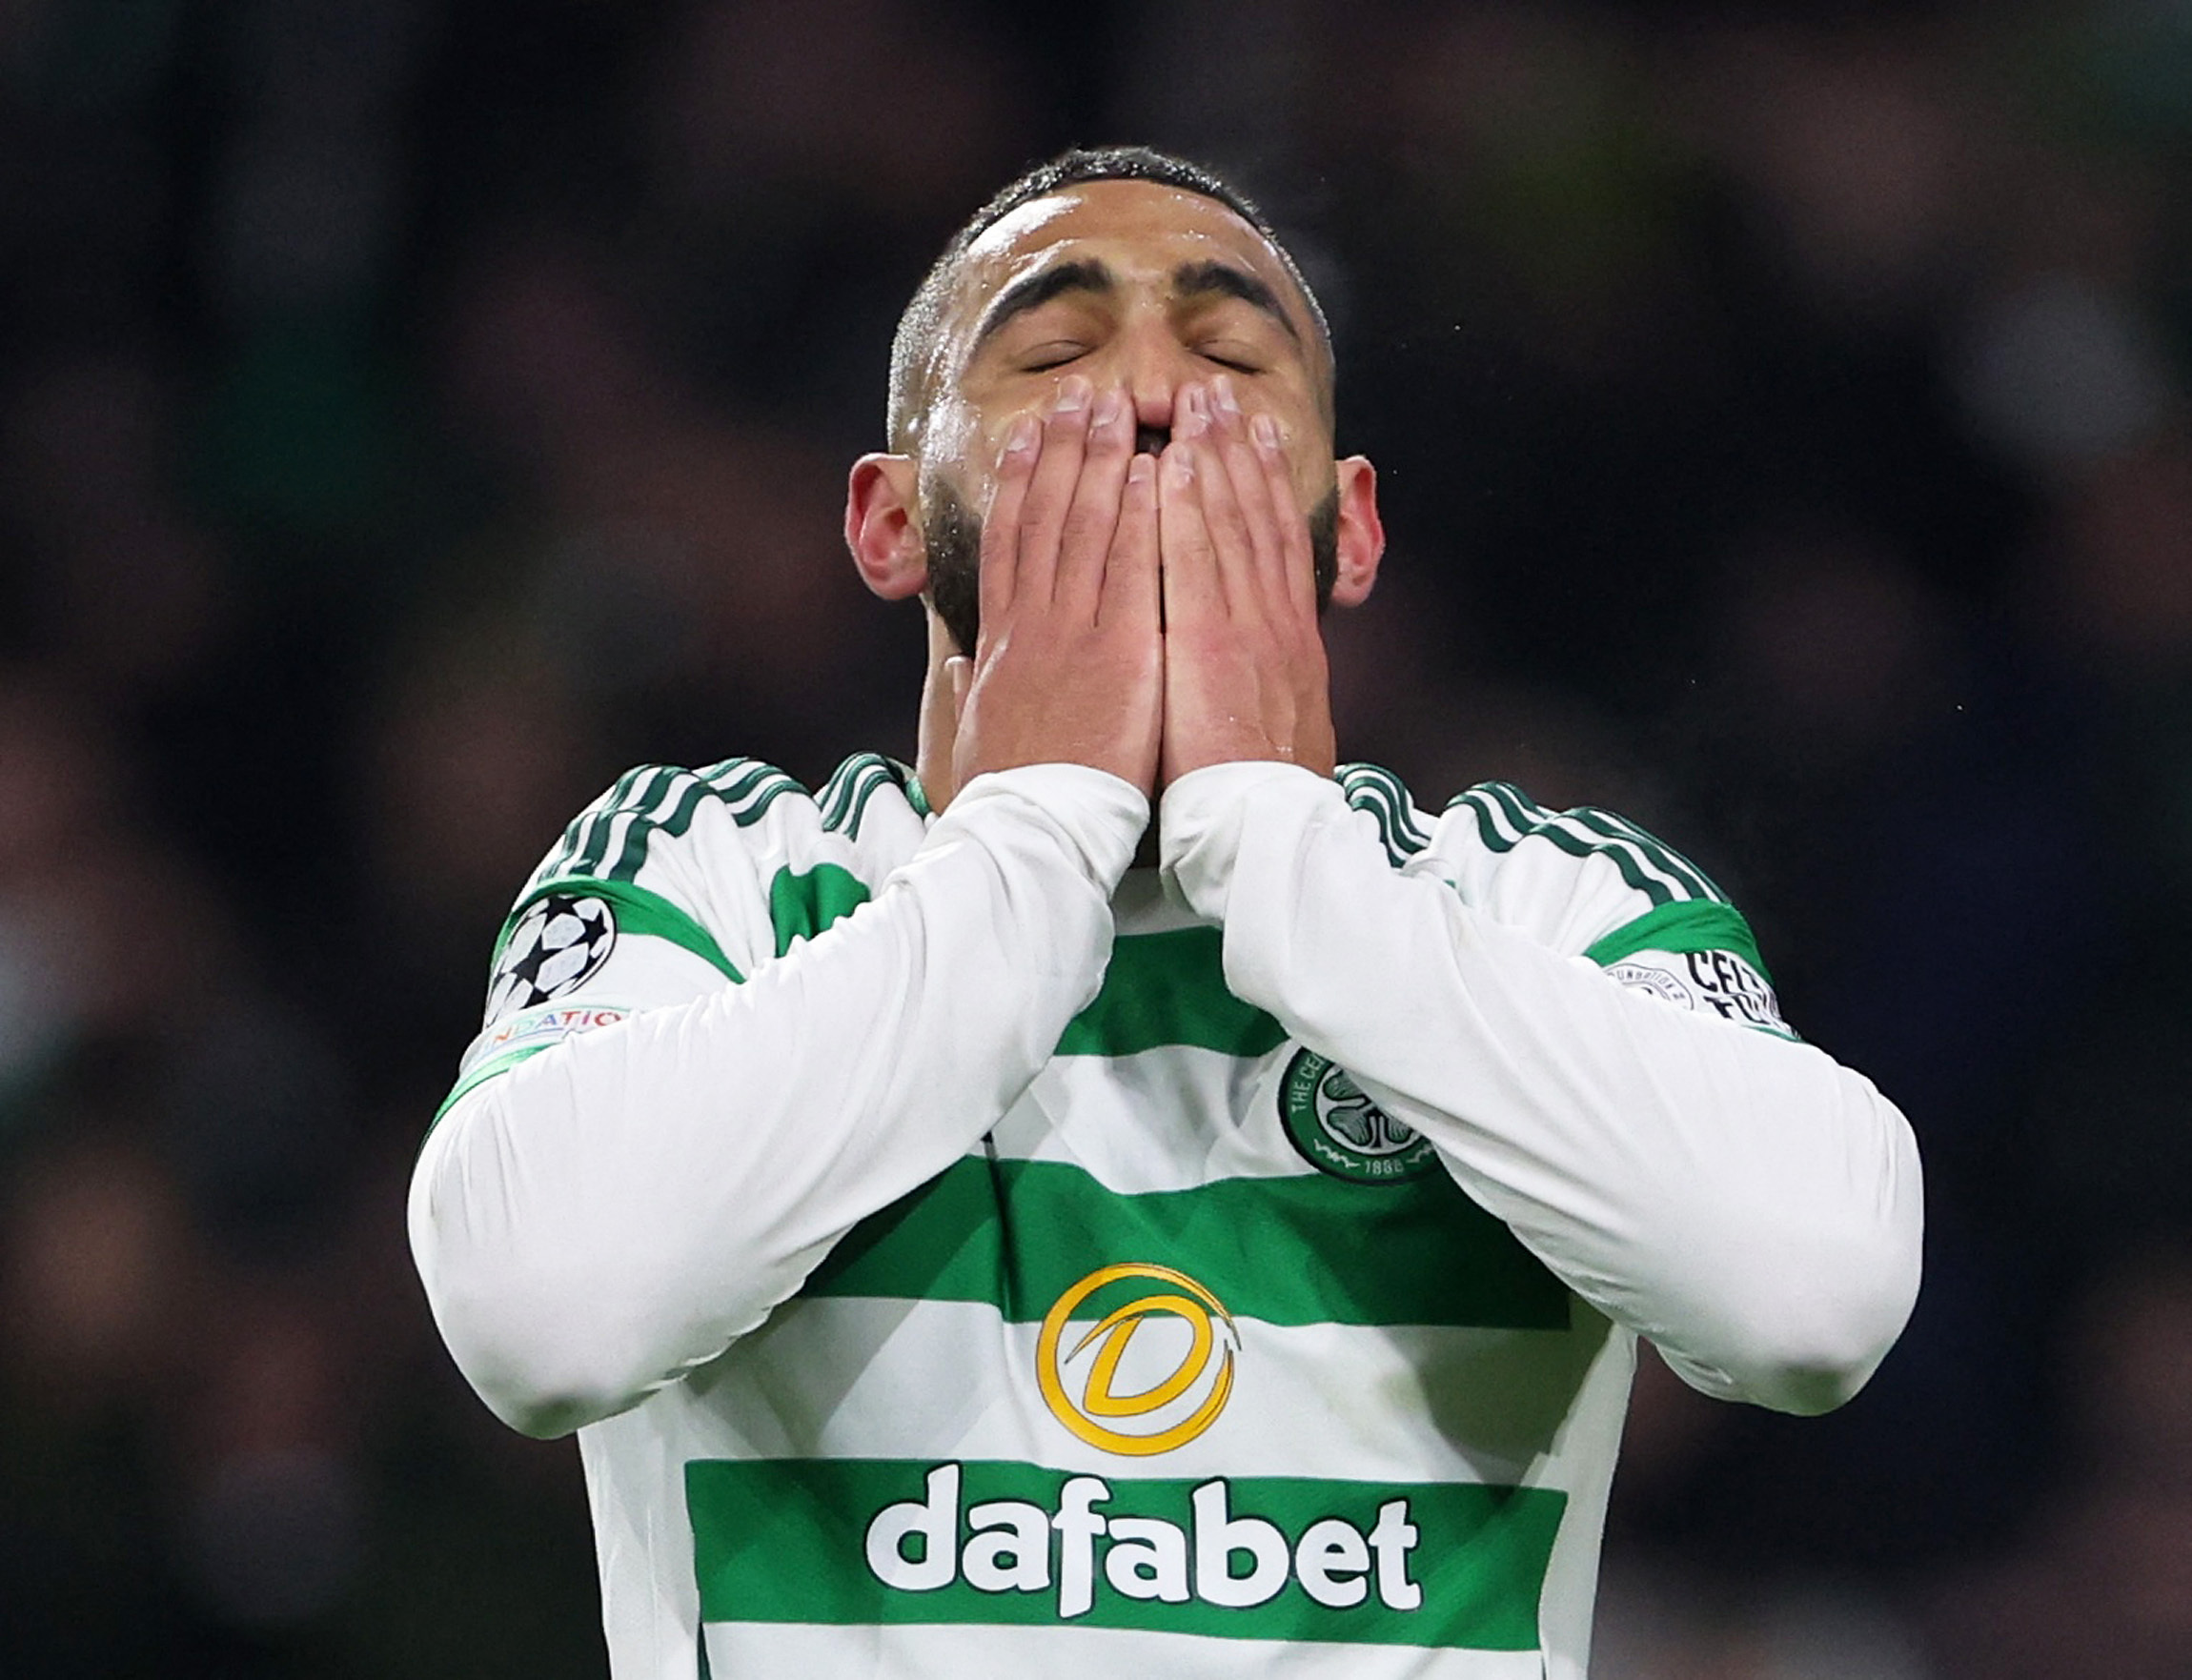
1103 449 1160 633
1159 423 1223 630
1187 379 1258 619
1055 383 1133 619
946 654 973 723
1017 374 1095 606
1250 410 1318 620
1207 374 1289 620
979 412 1040 638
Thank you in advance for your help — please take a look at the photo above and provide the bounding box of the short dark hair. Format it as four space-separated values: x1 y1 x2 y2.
885 145 1332 452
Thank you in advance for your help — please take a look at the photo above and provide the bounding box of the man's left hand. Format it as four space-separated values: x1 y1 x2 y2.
1157 375 1336 785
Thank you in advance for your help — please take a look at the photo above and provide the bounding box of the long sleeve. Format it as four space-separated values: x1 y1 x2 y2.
1161 761 1922 1416
410 765 1147 1439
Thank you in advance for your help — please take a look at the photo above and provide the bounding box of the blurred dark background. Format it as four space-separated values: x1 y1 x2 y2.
3 1 2190 1674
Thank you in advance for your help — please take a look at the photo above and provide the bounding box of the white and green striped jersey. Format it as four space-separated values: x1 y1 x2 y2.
410 756 1921 1680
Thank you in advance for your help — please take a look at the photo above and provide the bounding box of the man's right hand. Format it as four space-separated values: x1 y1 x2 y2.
948 377 1164 799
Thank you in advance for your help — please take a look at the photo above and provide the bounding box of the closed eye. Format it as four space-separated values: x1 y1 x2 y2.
1021 343 1088 373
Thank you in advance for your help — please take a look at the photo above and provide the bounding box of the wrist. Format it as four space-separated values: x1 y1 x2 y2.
944 764 1152 892
1159 760 1335 919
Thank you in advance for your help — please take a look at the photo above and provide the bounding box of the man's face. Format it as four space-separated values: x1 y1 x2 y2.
909 180 1340 654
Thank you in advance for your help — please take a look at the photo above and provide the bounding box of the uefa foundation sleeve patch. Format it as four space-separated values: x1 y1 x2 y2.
486 894 618 1022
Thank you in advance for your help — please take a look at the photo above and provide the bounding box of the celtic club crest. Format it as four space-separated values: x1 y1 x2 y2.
1278 1049 1437 1184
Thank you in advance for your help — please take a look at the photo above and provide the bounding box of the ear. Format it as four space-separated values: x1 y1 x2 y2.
845 453 927 600
1329 455 1385 608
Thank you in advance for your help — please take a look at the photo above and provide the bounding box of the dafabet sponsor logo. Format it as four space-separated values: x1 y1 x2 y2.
857 1262 1423 1620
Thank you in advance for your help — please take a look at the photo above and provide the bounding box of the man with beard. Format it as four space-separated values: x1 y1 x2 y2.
411 148 1922 1678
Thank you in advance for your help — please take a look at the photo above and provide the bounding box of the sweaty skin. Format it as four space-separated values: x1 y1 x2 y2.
950 377 1165 802
1154 374 1339 784
841 180 1387 812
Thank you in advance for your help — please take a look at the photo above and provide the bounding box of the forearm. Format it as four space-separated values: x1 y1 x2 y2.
411 766 1146 1437
1163 762 1923 1415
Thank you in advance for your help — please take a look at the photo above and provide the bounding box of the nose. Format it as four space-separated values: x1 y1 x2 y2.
1127 376 1177 455
1107 318 1196 454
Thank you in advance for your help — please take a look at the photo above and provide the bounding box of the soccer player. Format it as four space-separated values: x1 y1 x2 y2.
410 147 1922 1677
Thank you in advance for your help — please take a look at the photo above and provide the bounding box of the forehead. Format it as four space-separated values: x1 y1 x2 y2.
947 179 1309 340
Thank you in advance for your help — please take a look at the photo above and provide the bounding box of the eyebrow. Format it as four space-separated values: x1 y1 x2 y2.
1170 259 1303 346
970 255 1305 354
972 259 1116 352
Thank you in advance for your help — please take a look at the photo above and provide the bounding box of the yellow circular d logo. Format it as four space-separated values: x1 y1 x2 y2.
1036 1263 1239 1456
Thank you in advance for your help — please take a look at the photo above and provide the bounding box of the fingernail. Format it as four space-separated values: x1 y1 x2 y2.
1054 375 1090 414
1164 445 1194 486
1250 413 1280 449
1005 414 1038 455
1091 386 1126 431
1178 386 1207 438
1126 452 1155 485
1213 374 1241 416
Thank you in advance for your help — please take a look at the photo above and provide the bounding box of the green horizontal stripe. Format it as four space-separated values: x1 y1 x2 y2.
499 876 743 983
1583 899 1769 982
769 863 872 958
688 1457 1563 1650
1057 927 1285 1059
804 1157 1568 1331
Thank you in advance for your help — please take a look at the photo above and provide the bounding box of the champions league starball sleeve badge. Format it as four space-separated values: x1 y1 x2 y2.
485 894 618 1023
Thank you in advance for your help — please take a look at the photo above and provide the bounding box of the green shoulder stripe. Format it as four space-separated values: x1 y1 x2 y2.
497 875 744 982
817 752 915 839
1337 762 1434 866
1584 899 1771 982
537 763 651 886
1449 782 1730 908
532 759 806 891
601 762 780 881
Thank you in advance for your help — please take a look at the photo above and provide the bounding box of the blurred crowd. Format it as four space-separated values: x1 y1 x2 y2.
2 1 2189 1674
